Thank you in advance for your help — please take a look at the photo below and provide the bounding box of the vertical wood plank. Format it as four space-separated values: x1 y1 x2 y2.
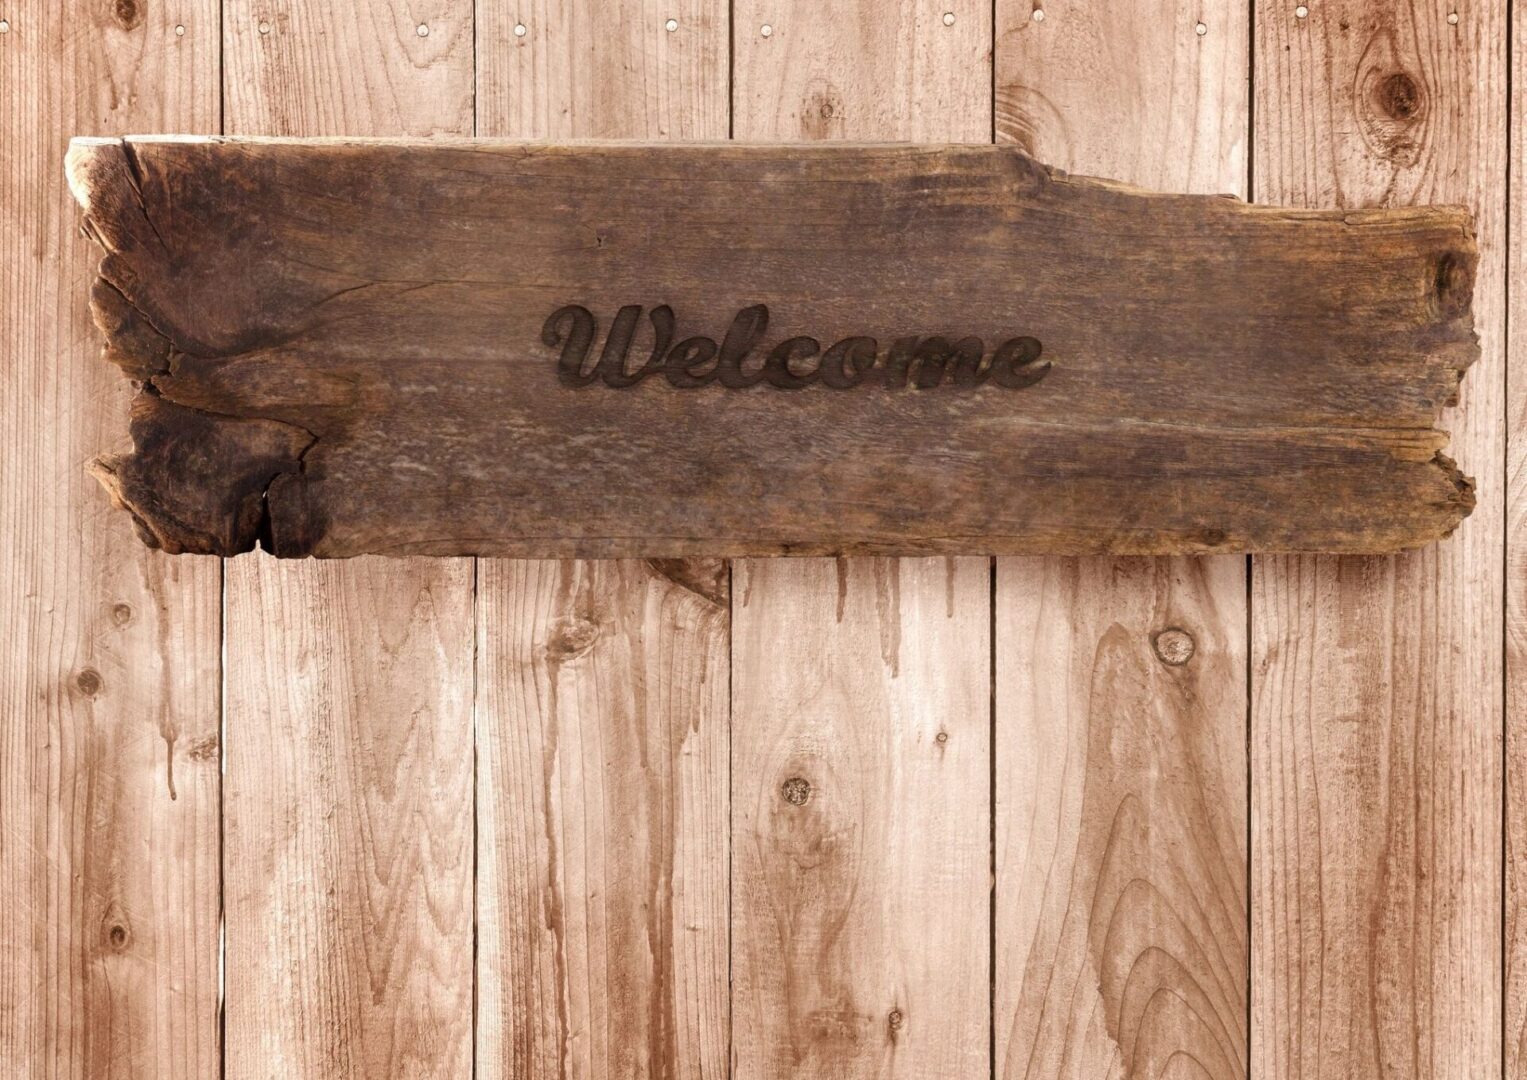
476 0 727 140
730 559 991 1078
474 6 730 1077
1252 2 1506 1077
991 4 1250 1076
1 4 222 1078
730 11 992 1076
730 9 993 1075
474 561 729 1079
220 3 477 1078
1511 0 1527 1067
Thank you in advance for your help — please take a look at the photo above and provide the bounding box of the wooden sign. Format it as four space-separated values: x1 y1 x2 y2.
67 137 1477 558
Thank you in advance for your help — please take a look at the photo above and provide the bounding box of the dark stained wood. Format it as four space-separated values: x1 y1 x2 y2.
69 136 1479 558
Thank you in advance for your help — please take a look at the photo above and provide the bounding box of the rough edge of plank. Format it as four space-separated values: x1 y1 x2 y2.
66 135 1480 557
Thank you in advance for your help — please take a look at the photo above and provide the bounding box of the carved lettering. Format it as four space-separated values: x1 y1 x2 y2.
541 304 1049 390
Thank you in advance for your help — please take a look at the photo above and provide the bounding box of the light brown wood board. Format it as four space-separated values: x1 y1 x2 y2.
218 4 477 1079
728 3 994 1076
992 2 1250 1075
1252 2 1505 1077
1 4 222 1078
472 3 731 1077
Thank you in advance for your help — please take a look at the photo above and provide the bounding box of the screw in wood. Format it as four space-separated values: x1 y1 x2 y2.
258 19 271 34
416 23 429 36
665 17 678 31
1196 21 1207 34
1447 11 1459 23
175 23 185 35
760 22 773 37
1031 8 1045 21
514 22 527 37
1294 5 1308 17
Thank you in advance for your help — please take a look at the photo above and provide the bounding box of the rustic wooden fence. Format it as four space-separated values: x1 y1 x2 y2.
0 1 1512 1077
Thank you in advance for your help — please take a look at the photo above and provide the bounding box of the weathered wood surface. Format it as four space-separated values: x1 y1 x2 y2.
992 2 1250 1076
68 136 1478 558
219 5 480 1080
731 558 992 1077
473 6 732 1077
729 5 994 1077
1252 1 1506 1077
1 5 224 1079
1509 0 1527 1069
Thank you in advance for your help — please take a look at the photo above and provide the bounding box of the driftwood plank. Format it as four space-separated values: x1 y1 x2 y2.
68 136 1478 557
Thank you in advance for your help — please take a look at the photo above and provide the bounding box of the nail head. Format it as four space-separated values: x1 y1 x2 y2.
513 22 527 36
1 18 11 32
1447 11 1459 23
175 23 185 35
760 22 773 37
665 17 678 31
1195 21 1207 34
1295 5 1308 17
942 11 955 25
258 19 270 34
1032 8 1045 22
416 22 429 36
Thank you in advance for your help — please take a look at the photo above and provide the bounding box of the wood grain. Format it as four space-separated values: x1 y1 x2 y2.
992 3 1249 1076
70 133 1477 558
222 0 473 137
730 5 992 1076
475 561 729 1078
474 8 731 1076
1251 2 1506 1076
1509 1 1527 1071
995 559 1247 1078
477 0 727 140
223 558 475 1078
219 3 478 1078
0 4 222 1078
730 558 991 1077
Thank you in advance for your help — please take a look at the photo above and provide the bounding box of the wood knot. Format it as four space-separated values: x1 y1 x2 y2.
186 736 221 762
111 602 133 626
1151 627 1195 666
546 616 599 662
111 0 144 30
107 923 129 951
781 776 812 805
887 1008 905 1031
75 669 103 697
935 730 949 745
1376 71 1423 120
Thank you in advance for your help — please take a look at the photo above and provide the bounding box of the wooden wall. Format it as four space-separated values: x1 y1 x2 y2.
0 1 1511 1078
